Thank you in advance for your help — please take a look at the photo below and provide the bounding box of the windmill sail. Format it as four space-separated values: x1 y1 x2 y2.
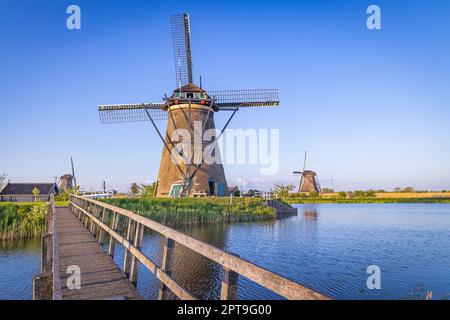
209 89 280 109
98 103 167 123
171 13 193 87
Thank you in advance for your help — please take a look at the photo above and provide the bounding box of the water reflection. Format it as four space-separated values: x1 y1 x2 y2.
2 204 450 300
0 239 40 300
303 208 318 219
168 224 229 300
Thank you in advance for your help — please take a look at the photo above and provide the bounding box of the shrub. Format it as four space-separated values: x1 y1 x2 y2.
338 191 347 198
308 191 320 197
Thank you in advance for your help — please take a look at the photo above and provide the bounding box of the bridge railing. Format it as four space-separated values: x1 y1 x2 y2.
69 194 329 300
32 195 62 300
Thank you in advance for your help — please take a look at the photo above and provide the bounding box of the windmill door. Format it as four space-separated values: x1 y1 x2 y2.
208 178 215 196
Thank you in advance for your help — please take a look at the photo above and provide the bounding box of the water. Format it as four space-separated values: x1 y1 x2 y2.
0 239 41 300
1 204 450 299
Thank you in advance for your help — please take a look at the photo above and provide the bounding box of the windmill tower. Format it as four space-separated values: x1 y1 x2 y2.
98 13 279 197
293 151 322 193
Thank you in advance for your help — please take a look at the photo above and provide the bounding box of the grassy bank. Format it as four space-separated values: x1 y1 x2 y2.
0 203 47 240
286 197 450 204
101 197 275 226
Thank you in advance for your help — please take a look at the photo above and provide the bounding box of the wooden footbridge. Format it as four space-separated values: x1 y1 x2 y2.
33 195 329 300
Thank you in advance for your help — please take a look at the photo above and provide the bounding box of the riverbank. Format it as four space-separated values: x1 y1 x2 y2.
101 197 276 226
286 195 450 204
0 203 47 241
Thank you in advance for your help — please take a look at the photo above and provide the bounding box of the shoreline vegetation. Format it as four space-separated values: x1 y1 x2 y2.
0 203 47 241
101 197 276 226
286 192 450 204
1 190 449 240
0 201 68 241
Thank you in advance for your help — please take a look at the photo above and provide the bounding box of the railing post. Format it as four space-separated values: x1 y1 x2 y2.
33 195 54 300
89 205 96 235
108 212 119 257
129 222 144 286
91 205 100 237
220 267 239 300
98 207 108 244
158 237 175 300
123 218 135 276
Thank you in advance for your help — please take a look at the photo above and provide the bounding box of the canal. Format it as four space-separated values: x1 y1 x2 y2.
1 203 449 299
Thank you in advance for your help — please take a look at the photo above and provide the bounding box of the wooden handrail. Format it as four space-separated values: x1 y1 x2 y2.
69 194 329 300
52 196 62 300
33 195 62 300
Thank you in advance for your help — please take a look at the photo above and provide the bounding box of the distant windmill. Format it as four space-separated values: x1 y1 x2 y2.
59 157 77 191
98 13 280 197
293 151 321 193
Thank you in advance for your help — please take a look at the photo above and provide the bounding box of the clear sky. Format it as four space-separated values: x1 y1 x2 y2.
1 0 450 192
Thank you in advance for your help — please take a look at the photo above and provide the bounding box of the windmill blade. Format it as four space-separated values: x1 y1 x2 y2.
208 89 280 109
303 151 307 171
98 103 167 124
298 175 304 194
170 13 193 87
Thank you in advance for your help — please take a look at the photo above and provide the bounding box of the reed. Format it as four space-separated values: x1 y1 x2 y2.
101 197 275 226
0 203 47 240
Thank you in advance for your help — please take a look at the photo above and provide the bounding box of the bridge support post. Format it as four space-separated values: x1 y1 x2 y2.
108 212 119 257
98 208 108 245
158 237 175 300
129 223 144 285
123 218 136 276
32 273 53 300
220 267 238 300
33 198 55 300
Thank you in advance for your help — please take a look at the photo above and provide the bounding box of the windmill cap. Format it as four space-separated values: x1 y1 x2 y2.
173 83 205 93
302 170 317 175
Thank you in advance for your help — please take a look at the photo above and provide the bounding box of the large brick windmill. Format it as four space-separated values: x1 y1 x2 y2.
98 13 279 197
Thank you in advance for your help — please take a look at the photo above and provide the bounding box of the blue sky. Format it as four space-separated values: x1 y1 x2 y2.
1 0 449 192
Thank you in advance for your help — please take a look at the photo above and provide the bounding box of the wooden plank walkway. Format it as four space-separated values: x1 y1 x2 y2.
55 207 141 300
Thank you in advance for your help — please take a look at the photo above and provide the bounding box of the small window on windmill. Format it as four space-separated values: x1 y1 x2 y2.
186 93 194 99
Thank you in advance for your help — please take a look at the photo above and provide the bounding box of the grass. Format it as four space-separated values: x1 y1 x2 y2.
0 203 47 240
101 197 275 226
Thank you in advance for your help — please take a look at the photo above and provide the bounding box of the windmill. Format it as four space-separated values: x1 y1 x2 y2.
98 13 279 197
293 151 322 194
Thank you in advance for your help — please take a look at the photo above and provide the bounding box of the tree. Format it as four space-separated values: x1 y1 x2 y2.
141 182 157 198
354 190 366 197
394 187 401 192
402 186 414 193
366 190 376 197
130 183 140 197
338 191 347 198
58 186 80 201
321 188 334 194
32 187 40 201
273 183 295 201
